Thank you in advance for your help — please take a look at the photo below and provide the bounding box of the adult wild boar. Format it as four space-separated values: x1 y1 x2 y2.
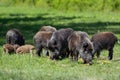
68 31 93 64
6 29 25 46
33 31 53 56
91 32 118 60
48 28 74 60
40 26 56 32
34 26 57 57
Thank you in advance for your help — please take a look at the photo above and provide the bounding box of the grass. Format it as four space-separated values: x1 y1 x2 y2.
0 6 120 80
0 45 120 80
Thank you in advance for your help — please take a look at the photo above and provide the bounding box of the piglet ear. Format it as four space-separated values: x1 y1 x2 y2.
83 42 88 48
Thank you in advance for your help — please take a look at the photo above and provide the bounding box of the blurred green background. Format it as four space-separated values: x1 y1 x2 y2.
0 0 120 45
0 0 120 11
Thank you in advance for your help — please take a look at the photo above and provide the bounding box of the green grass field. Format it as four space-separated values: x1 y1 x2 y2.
0 7 120 80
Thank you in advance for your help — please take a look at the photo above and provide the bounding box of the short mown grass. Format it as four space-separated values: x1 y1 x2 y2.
0 7 120 80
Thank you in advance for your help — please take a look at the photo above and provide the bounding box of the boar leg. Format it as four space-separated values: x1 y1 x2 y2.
60 50 67 59
46 50 49 56
66 48 70 58
6 49 9 54
96 50 100 58
108 49 113 60
73 51 79 61
30 50 34 57
70 51 74 60
36 47 42 57
44 49 49 56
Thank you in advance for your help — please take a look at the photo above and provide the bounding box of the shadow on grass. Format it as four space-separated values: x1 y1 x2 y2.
0 14 120 45
55 21 120 34
113 59 120 62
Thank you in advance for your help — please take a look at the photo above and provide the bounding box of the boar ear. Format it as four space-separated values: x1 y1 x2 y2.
83 42 88 48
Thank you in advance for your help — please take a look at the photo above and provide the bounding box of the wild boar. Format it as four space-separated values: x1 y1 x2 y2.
6 29 25 46
34 26 57 57
16 44 35 57
68 31 93 64
3 44 20 54
91 32 118 60
33 31 53 56
48 28 74 60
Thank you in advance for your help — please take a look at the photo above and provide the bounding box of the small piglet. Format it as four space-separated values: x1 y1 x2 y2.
16 44 35 57
3 44 20 54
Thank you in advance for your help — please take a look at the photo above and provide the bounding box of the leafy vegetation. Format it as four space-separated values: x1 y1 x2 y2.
0 7 120 80
0 0 120 11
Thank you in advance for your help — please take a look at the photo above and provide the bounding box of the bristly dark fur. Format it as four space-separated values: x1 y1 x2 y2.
91 32 118 60
34 26 56 57
6 29 25 46
48 28 74 60
68 31 93 64
33 31 53 56
40 26 56 32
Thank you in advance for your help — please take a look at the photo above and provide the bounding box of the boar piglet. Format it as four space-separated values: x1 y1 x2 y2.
16 44 35 57
3 44 20 54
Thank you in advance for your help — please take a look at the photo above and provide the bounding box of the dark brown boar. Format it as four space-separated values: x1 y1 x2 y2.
91 32 118 60
33 26 56 57
6 29 25 46
68 31 93 64
48 28 74 60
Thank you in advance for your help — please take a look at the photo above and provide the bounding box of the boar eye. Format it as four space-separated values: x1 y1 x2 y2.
83 42 88 48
